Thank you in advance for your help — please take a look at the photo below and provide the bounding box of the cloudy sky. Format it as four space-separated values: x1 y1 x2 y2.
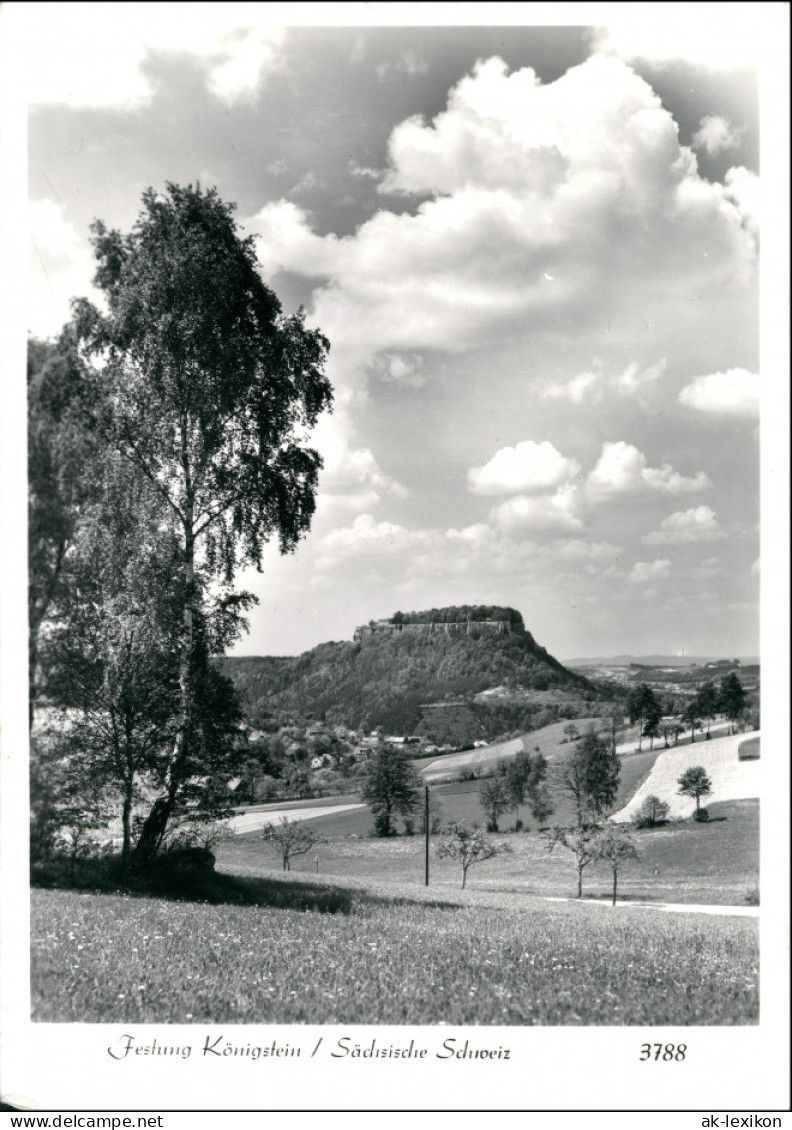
23 4 777 660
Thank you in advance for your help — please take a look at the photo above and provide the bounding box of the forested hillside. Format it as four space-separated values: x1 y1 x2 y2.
219 608 599 735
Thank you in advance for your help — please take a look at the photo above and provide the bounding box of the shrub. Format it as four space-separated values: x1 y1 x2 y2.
633 795 670 828
693 807 709 823
745 887 760 906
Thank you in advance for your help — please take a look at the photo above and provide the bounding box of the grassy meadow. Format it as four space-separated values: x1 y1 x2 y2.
221 786 758 907
31 880 758 1026
29 738 760 1027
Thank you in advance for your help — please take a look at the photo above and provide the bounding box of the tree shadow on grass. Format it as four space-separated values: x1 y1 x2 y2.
31 857 461 916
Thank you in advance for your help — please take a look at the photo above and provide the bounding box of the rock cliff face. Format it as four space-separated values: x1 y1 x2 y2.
353 618 514 642
353 606 524 642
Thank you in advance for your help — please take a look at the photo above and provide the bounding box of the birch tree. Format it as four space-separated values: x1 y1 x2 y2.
74 183 332 863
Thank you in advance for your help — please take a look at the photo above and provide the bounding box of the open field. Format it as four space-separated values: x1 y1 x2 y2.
218 799 759 906
612 731 760 821
31 881 758 1025
228 800 365 834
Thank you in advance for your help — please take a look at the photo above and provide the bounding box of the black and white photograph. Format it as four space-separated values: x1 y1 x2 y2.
1 1 789 1115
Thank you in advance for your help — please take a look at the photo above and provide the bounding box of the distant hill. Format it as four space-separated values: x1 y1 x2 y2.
220 605 600 737
565 655 759 668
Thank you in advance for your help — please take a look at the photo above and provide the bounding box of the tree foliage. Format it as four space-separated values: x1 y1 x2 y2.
641 706 662 749
633 795 670 828
719 672 747 733
683 698 702 742
27 331 100 726
70 182 332 863
627 684 661 751
262 817 323 871
677 766 713 812
361 748 422 836
478 774 510 832
490 751 553 829
591 824 639 905
544 823 602 899
554 726 620 825
30 725 115 868
693 681 719 736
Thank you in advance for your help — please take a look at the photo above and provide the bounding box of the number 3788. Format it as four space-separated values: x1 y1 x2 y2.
640 1043 687 1061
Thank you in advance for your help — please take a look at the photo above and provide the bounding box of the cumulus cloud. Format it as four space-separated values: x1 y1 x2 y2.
542 358 667 402
468 440 581 496
376 49 428 82
556 540 622 562
373 353 426 387
723 167 759 236
693 115 743 156
612 358 667 394
28 199 99 338
317 514 429 566
541 367 603 404
247 53 758 388
643 506 725 545
314 416 408 514
490 485 583 534
26 3 286 107
591 22 758 70
678 368 759 417
629 559 672 584
586 441 710 499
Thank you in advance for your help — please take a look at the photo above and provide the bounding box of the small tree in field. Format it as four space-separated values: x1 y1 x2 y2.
719 672 747 733
677 766 713 815
604 707 627 753
544 823 602 899
683 700 702 742
262 817 323 871
627 684 661 751
592 824 639 905
500 751 552 829
361 748 421 836
478 774 510 831
553 727 620 827
633 794 670 828
642 703 662 750
694 681 719 737
660 721 684 748
436 822 512 889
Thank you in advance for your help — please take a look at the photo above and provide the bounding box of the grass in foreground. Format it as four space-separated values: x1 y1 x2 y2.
31 882 758 1026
